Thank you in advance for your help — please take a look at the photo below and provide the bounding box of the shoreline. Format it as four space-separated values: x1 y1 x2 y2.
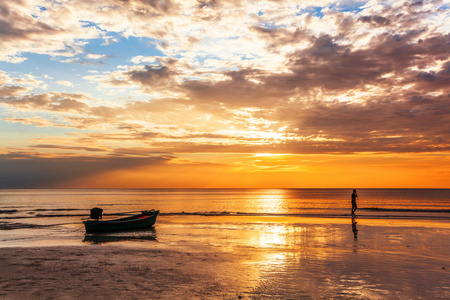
1 215 450 299
2 215 450 249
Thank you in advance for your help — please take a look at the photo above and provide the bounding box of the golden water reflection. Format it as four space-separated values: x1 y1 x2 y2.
250 189 289 215
157 215 450 299
235 218 362 298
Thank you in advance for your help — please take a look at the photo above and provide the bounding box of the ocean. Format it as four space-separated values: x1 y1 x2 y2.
1 188 449 220
1 188 449 247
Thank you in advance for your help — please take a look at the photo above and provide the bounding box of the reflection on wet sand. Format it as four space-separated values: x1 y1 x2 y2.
83 227 157 244
352 216 358 239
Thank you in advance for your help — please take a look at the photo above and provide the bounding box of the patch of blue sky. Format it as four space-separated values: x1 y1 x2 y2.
240 54 259 61
260 21 286 30
329 1 367 14
296 6 325 18
227 66 240 72
1 32 164 76
31 6 48 18
0 33 165 98
84 32 165 66
80 20 104 30
193 50 227 63
0 53 95 95
295 1 367 17
439 3 449 10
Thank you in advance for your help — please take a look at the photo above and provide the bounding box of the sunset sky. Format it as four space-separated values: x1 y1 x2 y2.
0 0 449 188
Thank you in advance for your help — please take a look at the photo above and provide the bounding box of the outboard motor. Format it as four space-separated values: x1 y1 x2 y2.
90 207 103 219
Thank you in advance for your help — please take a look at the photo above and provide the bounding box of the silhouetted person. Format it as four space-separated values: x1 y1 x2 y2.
351 216 358 239
351 189 358 215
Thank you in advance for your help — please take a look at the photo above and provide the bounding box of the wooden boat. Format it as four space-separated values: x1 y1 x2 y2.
83 210 159 233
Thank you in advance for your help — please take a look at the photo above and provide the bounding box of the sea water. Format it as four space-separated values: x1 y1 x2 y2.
0 189 450 219
1 188 449 246
1 188 449 219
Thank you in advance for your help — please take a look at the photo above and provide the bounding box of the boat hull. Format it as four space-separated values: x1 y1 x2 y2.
84 210 159 233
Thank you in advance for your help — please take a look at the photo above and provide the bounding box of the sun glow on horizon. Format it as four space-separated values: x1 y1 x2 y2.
254 153 290 157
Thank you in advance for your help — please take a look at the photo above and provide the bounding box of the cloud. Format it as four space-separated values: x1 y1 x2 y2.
0 72 48 92
0 85 30 96
30 144 109 153
127 64 178 87
1 0 449 162
0 151 173 188
56 80 74 87
4 117 64 128
0 0 102 62
1 92 90 113
85 53 106 59
277 94 450 153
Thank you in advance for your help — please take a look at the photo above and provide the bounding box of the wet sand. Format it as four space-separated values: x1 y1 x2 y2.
1 216 450 299
0 246 249 299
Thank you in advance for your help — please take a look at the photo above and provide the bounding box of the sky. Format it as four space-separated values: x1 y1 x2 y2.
0 0 449 188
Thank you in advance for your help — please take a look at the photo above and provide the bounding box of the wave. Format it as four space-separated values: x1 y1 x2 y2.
0 210 18 214
0 222 53 230
1 209 450 232
156 211 450 221
1 208 450 221
361 208 450 213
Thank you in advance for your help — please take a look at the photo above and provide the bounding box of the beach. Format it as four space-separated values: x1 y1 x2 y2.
1 215 450 299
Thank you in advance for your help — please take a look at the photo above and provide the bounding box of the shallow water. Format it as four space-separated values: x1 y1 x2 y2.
1 213 450 298
156 216 450 299
1 188 449 247
1 188 449 219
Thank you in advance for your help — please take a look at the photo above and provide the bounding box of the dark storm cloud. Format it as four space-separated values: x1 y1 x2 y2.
0 152 173 188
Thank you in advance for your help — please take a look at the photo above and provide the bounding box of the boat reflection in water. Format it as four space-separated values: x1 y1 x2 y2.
83 227 157 244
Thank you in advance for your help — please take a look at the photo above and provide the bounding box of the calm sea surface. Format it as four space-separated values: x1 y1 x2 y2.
1 188 449 220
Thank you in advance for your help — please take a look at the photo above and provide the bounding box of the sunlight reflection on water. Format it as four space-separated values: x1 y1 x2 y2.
153 216 450 299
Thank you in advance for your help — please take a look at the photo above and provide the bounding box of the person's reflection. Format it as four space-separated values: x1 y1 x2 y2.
351 216 358 239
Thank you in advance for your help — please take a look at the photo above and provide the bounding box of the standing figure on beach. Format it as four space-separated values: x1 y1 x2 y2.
351 189 358 215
